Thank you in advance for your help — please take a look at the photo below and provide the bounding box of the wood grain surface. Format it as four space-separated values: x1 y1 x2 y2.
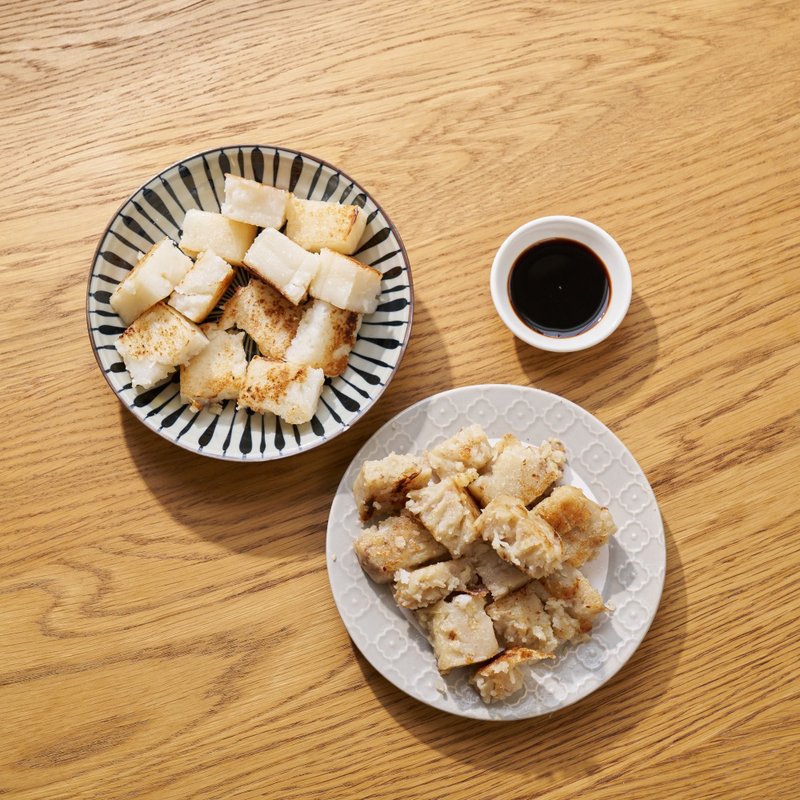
2 0 799 797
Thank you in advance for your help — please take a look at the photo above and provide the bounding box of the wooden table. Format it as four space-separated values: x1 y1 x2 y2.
2 1 798 797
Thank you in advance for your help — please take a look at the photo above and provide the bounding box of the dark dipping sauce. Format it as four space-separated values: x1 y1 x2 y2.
508 238 610 338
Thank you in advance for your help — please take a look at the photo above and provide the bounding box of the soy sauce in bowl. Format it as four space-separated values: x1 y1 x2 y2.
508 238 610 338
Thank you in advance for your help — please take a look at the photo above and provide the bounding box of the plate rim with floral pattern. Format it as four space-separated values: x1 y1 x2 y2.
86 145 413 461
326 384 665 720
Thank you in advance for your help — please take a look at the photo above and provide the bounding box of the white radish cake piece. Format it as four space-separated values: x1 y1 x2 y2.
427 424 493 485
219 280 303 360
115 302 208 390
406 477 481 557
243 227 320 305
179 326 247 414
533 485 617 568
167 250 235 323
309 249 381 314
533 566 607 641
471 648 554 704
416 593 501 674
469 435 566 507
476 495 563 579
393 559 474 610
485 582 559 653
285 196 368 254
221 173 288 229
179 209 256 266
464 539 530 600
110 238 194 325
354 514 448 584
284 299 362 377
237 357 324 424
353 453 432 523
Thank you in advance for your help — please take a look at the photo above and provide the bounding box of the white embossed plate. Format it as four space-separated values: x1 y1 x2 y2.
326 384 665 720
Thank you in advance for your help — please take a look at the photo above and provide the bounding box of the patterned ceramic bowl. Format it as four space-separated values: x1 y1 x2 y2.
86 146 413 461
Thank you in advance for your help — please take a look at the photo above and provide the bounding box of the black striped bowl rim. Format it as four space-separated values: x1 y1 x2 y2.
86 146 413 461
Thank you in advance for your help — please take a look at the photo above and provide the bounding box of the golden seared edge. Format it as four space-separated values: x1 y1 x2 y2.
285 196 368 254
285 299 361 377
353 454 432 523
471 648 554 703
111 239 193 325
534 485 617 568
219 281 303 360
237 357 324 424
469 435 566 507
115 302 208 390
180 326 247 414
353 514 448 584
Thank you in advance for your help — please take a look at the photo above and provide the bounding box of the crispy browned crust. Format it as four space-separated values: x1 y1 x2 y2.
339 252 381 278
238 358 307 410
474 647 553 677
360 468 424 522
205 268 237 313
326 308 361 376
353 455 432 523
534 486 616 568
221 280 303 359
468 436 566 507
117 302 200 360
286 198 369 254
179 326 245 412
354 514 448 583
537 490 592 536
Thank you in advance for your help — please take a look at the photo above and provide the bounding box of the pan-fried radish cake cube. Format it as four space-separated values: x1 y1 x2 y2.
464 539 530 600
115 302 208 390
486 583 559 653
243 227 320 305
539 597 583 644
284 299 361 377
536 566 607 637
533 485 617 568
354 514 448 584
476 495 562 579
527 583 587 645
179 326 246 413
416 593 501 674
179 209 256 266
353 453 432 522
469 435 566 507
406 477 481 557
285 196 368 254
427 424 493 484
221 280 303 359
221 173 288 229
110 239 194 325
471 648 554 704
393 559 474 610
167 250 235 323
309 249 381 314
237 357 324 424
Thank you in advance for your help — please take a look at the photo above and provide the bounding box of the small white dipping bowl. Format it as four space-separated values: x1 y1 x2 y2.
490 216 632 353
